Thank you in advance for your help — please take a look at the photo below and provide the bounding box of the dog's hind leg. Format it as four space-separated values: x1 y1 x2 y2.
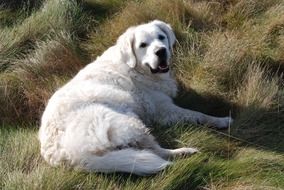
106 111 198 160
135 134 199 159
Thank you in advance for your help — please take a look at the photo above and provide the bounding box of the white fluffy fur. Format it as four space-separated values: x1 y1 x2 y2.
39 20 233 175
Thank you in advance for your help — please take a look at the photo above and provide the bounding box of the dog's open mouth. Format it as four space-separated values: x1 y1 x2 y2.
150 62 169 74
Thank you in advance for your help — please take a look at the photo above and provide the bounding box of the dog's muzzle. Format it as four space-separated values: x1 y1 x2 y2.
150 47 169 74
150 62 169 73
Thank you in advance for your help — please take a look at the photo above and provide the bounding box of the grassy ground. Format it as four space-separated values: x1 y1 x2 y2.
0 0 283 189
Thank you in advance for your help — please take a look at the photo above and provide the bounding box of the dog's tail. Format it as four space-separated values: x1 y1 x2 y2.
80 148 171 175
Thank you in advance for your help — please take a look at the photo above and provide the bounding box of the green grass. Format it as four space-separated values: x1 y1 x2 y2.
0 0 284 189
1 125 283 190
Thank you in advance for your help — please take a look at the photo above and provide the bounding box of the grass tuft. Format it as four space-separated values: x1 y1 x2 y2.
0 0 283 189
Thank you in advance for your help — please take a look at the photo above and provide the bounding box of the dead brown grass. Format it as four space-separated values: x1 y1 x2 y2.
0 0 284 189
0 33 84 123
84 0 228 59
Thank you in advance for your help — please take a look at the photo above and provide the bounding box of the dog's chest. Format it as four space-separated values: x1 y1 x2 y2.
128 87 156 124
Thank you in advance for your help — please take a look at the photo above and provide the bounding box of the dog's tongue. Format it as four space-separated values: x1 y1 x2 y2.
150 62 169 73
159 64 168 69
158 62 169 71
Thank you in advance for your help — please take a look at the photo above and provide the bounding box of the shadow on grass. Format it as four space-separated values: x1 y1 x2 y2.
81 0 128 22
172 86 284 153
174 85 236 118
0 0 43 10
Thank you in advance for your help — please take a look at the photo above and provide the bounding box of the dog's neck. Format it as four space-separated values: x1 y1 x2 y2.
128 66 178 98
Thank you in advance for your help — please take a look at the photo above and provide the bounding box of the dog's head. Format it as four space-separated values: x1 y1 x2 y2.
117 20 176 74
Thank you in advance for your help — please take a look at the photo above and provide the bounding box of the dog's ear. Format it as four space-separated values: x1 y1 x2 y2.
117 27 136 68
152 20 176 51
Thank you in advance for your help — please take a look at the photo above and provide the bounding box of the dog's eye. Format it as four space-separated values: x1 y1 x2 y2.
158 35 165 40
139 42 148 48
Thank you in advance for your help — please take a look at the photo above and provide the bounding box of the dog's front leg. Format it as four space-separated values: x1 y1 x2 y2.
156 103 233 129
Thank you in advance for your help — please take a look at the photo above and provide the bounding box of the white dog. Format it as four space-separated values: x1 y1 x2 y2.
39 20 233 175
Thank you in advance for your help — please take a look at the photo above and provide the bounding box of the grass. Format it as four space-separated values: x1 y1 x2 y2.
0 0 284 189
1 125 283 190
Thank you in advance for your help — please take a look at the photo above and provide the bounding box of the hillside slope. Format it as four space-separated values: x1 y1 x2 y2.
0 0 283 189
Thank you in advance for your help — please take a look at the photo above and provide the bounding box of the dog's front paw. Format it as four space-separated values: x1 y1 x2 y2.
216 116 233 129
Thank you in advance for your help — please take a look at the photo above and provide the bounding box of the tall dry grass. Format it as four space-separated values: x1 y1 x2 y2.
0 0 283 189
0 0 94 123
84 0 224 59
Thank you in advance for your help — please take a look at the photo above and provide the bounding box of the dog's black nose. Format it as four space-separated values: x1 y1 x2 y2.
155 47 167 58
